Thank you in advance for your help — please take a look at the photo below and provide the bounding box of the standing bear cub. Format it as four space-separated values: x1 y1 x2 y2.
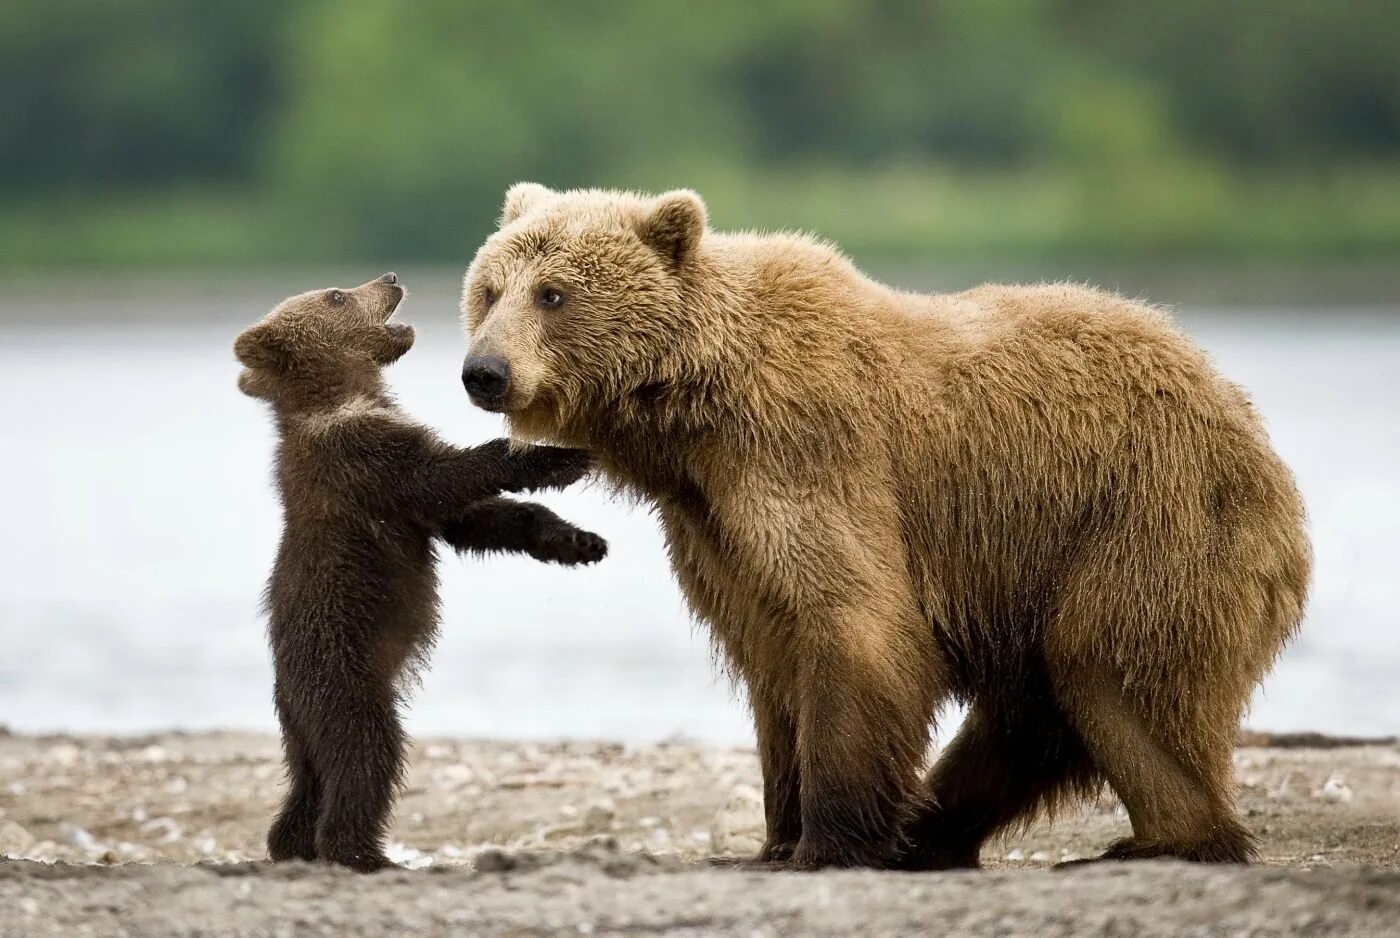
461 185 1310 870
237 273 605 871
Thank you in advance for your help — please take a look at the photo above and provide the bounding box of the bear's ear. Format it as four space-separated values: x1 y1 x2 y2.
233 321 291 373
637 190 707 268
499 182 554 226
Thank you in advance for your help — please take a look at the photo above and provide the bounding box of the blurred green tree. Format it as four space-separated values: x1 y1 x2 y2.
1 0 1396 264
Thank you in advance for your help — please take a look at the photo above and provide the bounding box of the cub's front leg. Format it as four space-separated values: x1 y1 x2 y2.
386 436 594 521
439 497 608 565
455 438 594 496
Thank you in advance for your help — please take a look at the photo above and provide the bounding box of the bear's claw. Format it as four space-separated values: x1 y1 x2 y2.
532 526 608 565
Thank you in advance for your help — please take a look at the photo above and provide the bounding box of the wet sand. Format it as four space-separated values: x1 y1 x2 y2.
1 731 1398 936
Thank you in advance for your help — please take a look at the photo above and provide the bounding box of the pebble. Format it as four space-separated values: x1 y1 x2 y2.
386 841 434 869
708 800 763 857
582 801 616 833
0 820 36 856
141 817 183 843
1318 774 1354 804
47 744 81 766
59 822 100 852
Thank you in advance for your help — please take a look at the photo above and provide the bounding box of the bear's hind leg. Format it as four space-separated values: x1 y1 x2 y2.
1053 666 1255 866
267 732 321 862
898 699 1100 870
307 679 406 872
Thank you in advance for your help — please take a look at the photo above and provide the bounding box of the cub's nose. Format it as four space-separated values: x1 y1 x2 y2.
379 271 398 284
462 355 511 402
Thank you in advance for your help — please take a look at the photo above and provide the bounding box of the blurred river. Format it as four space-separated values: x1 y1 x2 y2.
1 272 1397 743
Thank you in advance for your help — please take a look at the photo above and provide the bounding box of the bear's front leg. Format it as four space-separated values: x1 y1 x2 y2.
752 689 802 862
787 603 938 869
439 497 608 565
385 438 595 524
704 477 942 870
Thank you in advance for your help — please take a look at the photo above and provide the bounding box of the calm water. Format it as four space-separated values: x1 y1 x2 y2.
1 275 1397 743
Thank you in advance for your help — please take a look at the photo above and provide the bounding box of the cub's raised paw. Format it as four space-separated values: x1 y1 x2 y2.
530 526 609 566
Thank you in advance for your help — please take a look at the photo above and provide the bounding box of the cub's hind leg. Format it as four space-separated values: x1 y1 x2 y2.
267 694 321 862
898 699 1099 870
307 674 407 872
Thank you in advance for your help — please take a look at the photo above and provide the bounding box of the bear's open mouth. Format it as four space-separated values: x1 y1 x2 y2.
381 284 406 322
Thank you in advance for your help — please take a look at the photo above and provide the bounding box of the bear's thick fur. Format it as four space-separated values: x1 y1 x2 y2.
461 186 1311 870
237 273 604 871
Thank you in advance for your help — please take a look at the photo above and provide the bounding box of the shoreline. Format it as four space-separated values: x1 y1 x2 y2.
2 731 1398 935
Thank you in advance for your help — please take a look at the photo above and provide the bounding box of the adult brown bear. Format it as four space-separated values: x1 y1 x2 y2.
460 184 1311 870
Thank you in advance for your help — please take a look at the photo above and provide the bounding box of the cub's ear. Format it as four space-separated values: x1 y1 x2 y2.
499 182 555 226
233 321 290 373
638 190 706 268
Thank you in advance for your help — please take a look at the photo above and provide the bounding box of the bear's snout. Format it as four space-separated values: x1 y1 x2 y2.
462 355 511 408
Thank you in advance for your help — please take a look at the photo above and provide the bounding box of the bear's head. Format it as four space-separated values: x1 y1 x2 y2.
235 273 412 407
461 184 708 442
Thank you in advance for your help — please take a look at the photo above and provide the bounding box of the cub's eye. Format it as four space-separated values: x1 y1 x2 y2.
328 290 346 305
537 286 565 310
480 285 499 308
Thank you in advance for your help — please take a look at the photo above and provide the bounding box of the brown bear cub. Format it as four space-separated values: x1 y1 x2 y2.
237 273 606 872
461 185 1310 870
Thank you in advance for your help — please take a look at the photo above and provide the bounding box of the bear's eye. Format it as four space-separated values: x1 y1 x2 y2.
537 286 566 310
328 290 346 306
480 285 499 308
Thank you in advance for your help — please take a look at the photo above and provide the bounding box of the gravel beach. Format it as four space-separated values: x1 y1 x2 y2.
1 730 1397 936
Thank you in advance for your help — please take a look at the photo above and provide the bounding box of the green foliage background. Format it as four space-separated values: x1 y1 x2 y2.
3 0 1398 267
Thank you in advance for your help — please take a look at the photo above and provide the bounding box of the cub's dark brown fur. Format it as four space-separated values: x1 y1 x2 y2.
237 274 605 871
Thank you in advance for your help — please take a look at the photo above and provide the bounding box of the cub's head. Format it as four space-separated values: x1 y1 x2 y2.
461 184 708 440
235 273 412 405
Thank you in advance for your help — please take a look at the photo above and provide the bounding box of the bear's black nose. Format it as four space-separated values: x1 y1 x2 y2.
462 355 511 402
379 271 398 284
